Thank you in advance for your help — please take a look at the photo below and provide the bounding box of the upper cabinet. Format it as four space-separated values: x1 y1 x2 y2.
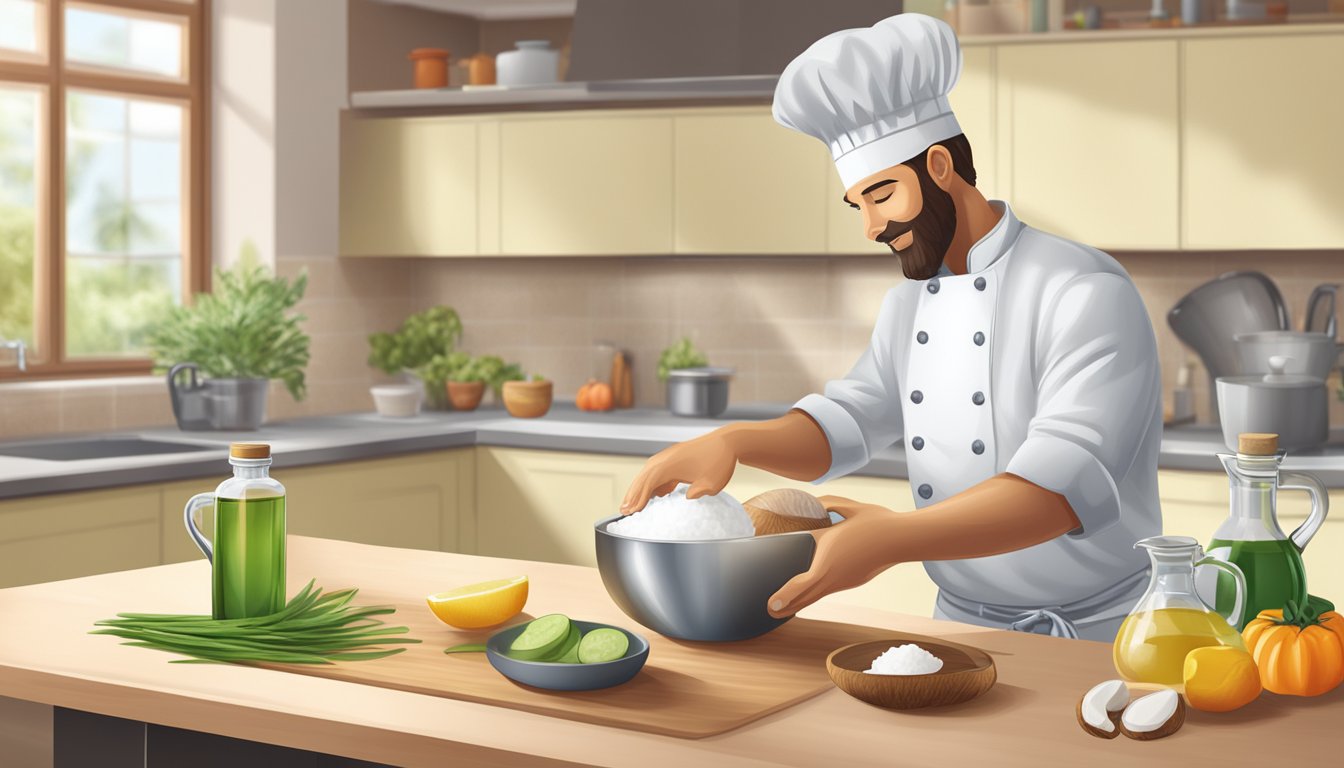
1182 34 1344 250
673 110 829 254
340 116 481 257
498 113 674 255
996 40 1180 251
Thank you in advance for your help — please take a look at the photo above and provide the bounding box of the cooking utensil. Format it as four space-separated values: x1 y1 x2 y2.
594 515 815 641
484 620 649 691
1305 284 1338 339
667 367 732 418
1168 271 1289 420
1234 331 1339 381
826 633 997 710
1216 356 1327 452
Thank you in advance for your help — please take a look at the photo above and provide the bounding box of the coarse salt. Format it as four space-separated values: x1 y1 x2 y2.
863 643 944 675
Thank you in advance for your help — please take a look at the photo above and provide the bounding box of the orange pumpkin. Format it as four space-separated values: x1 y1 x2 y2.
576 379 614 412
1242 601 1344 697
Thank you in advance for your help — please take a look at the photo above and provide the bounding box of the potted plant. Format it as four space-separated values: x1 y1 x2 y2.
367 306 462 410
418 352 523 412
147 257 310 430
502 374 552 419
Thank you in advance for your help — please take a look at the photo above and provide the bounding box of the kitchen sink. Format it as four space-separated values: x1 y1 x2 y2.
0 437 221 461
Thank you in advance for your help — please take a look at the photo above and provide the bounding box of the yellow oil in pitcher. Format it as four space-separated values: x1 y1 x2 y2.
1113 607 1246 686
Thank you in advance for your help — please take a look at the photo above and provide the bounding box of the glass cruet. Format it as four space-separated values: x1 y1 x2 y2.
1113 536 1247 687
1204 433 1328 628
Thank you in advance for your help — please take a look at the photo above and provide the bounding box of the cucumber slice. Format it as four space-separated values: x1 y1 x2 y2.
577 628 629 664
508 614 572 661
538 623 581 663
553 627 583 664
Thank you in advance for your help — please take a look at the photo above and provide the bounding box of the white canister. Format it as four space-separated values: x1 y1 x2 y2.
496 40 559 87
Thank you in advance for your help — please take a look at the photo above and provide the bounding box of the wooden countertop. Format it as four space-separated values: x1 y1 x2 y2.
0 536 1338 767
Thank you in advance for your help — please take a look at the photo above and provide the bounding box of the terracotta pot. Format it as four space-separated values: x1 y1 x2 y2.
446 380 485 411
502 380 552 419
461 53 496 85
409 48 450 89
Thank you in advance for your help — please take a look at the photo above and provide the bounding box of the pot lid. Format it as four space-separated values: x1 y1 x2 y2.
668 367 734 379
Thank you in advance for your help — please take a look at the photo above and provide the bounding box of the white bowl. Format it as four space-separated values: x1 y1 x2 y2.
370 385 421 418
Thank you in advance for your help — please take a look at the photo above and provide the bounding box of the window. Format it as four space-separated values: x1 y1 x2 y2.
0 0 208 378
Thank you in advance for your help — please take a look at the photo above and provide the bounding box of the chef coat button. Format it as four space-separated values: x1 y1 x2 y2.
916 331 928 344
972 439 985 455
975 277 987 291
918 484 933 500
927 279 940 294
972 391 985 405
911 390 924 404
912 436 925 450
973 331 985 346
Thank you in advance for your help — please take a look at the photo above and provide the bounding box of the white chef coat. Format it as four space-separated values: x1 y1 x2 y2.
794 201 1162 625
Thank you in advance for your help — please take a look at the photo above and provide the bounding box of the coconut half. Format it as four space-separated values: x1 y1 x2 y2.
743 489 832 536
1077 680 1129 739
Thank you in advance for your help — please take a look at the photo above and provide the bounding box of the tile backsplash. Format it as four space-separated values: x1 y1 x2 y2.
3 248 1341 440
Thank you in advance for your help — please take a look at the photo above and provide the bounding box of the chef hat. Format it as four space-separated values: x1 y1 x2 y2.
773 14 963 190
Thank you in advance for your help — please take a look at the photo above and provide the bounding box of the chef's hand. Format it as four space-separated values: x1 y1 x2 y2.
767 496 902 618
620 431 737 514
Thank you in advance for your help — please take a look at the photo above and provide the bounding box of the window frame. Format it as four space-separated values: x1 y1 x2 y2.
0 0 210 380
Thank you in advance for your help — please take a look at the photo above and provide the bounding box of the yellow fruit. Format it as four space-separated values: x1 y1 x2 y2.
427 576 528 629
1182 645 1262 712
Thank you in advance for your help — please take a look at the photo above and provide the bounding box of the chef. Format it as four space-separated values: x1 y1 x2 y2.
619 14 1163 642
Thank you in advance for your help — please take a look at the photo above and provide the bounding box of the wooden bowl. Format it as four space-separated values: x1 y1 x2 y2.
502 380 552 418
826 632 997 710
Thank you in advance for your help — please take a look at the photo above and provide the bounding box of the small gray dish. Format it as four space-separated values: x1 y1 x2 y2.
485 620 649 691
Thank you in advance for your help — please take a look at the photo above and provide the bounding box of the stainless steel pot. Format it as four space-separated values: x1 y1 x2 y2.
666 367 732 418
168 364 269 431
1234 331 1339 381
1216 356 1327 452
594 515 815 641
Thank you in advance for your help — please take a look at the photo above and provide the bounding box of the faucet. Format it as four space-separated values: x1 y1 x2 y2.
1 337 26 371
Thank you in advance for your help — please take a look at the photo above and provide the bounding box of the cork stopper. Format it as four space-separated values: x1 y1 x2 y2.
1238 433 1278 456
230 442 271 460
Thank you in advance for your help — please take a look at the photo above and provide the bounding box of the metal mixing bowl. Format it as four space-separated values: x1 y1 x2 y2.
594 515 816 642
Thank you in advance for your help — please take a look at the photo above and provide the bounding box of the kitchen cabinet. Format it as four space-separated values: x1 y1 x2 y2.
339 116 484 257
673 109 830 254
474 446 938 617
498 112 674 255
1182 33 1344 249
161 449 477 565
995 40 1180 250
1158 469 1344 602
825 44 998 255
0 486 160 589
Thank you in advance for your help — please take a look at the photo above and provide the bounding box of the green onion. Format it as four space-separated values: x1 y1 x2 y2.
91 580 420 665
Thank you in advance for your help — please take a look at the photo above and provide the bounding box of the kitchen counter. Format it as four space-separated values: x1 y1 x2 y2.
0 535 1336 767
5 404 1344 499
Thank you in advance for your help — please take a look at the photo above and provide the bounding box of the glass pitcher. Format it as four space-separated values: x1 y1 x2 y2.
184 443 287 619
1113 536 1247 687
1207 434 1328 628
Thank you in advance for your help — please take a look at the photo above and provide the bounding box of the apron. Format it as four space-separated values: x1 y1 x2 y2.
901 264 1143 642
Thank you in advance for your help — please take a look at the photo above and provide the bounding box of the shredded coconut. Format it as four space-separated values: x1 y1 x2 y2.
607 484 754 541
863 643 944 675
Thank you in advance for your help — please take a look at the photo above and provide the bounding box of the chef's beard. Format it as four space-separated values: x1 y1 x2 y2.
879 172 958 282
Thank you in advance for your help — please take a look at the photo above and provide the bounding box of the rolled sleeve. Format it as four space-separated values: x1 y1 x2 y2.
1006 272 1160 538
792 289 905 483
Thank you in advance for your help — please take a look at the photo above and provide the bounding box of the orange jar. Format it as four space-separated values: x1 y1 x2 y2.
409 48 450 89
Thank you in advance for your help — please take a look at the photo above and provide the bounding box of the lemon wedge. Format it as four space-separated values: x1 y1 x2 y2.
427 576 529 629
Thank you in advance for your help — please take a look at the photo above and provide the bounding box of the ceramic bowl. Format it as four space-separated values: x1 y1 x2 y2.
485 619 648 691
827 634 997 710
370 384 421 417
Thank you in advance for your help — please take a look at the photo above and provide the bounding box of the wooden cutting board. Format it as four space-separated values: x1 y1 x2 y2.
251 538 903 739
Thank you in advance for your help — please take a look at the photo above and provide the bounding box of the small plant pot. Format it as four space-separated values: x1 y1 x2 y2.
502 380 552 418
447 380 485 411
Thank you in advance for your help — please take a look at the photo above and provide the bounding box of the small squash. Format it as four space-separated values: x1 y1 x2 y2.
1242 600 1344 697
576 379 614 412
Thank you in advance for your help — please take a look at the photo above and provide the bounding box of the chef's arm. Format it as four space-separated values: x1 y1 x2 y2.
620 410 831 514
767 474 1080 617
